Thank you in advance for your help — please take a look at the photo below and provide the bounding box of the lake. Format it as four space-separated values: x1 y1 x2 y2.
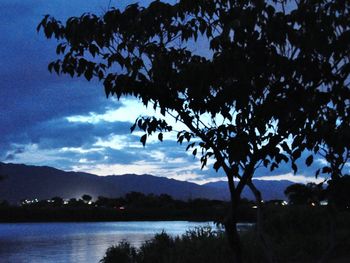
0 221 253 263
0 221 217 263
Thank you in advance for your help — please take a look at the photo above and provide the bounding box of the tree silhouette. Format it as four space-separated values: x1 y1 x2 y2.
51 196 64 207
303 102 350 262
284 183 324 205
82 194 92 204
327 175 350 210
38 1 350 262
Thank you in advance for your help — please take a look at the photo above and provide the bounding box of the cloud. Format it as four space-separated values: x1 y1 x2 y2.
5 154 15 161
5 147 25 161
257 173 326 184
0 0 129 153
66 98 152 124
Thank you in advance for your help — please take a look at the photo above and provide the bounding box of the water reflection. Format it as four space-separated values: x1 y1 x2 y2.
0 221 219 263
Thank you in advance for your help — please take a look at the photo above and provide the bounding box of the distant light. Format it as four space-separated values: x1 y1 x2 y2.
282 201 288 206
311 202 316 207
252 205 257 209
22 199 40 204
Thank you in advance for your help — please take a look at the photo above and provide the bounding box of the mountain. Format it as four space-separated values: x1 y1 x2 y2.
0 162 292 204
204 180 294 201
0 162 226 203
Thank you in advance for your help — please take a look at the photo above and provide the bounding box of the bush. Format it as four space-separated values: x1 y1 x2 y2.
100 242 137 263
262 206 350 262
100 227 269 263
101 209 350 263
100 227 235 263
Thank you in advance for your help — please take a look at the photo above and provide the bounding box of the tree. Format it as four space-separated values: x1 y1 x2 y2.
82 194 92 204
0 200 9 207
68 198 81 207
300 95 350 263
327 175 350 210
51 196 64 207
284 183 324 205
39 1 350 262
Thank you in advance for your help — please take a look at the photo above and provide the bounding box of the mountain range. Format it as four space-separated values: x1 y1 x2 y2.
0 162 293 204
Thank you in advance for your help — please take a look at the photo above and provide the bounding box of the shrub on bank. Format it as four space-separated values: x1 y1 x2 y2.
100 227 267 263
100 227 234 263
102 242 137 263
263 206 350 262
101 208 350 263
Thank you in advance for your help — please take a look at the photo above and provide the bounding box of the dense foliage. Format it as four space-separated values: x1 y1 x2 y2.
327 175 350 210
284 182 325 205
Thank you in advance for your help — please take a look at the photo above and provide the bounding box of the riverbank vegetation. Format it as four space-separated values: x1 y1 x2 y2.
101 207 350 263
0 192 255 222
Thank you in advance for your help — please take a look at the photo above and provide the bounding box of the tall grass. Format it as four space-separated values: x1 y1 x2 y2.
100 226 268 263
100 208 350 263
100 227 232 263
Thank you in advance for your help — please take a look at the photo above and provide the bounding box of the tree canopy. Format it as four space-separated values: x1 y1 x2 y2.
284 182 324 205
327 175 350 209
39 0 350 261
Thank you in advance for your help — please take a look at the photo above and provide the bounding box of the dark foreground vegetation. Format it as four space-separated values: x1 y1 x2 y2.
101 207 350 263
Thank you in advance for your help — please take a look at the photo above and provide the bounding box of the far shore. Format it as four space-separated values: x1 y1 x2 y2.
0 206 256 223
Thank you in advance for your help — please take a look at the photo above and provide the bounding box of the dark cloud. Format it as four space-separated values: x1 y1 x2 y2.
3 145 23 159
0 117 132 156
0 0 181 168
4 147 25 161
5 154 15 161
60 147 150 166
0 0 125 156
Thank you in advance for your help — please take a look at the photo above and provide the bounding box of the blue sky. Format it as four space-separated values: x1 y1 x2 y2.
0 0 338 184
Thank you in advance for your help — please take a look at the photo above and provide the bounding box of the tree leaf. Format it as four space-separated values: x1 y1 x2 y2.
192 148 197 156
213 161 220 171
140 134 147 146
305 155 313 167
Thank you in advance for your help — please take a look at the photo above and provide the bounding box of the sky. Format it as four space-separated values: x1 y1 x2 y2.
0 0 339 184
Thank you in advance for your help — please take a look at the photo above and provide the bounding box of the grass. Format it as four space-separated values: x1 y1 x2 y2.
100 227 233 263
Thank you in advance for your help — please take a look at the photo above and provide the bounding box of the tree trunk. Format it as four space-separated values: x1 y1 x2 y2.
224 194 243 263
247 181 277 263
318 202 337 263
223 173 243 263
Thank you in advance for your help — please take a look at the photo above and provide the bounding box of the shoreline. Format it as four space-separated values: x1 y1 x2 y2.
0 206 255 223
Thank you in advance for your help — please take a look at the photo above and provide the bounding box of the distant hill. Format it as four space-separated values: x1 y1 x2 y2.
204 180 294 201
0 162 293 204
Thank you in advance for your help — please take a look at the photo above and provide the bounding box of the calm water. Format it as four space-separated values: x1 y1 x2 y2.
0 221 219 263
